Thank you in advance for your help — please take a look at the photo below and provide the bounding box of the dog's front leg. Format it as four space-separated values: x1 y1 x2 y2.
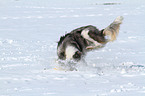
86 43 103 50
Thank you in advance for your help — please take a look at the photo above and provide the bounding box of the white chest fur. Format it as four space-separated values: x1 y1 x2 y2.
65 45 78 59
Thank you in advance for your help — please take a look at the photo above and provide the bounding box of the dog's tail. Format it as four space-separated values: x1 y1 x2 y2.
103 16 123 41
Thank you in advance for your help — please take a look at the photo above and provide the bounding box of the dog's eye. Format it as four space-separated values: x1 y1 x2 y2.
60 52 65 56
73 54 79 58
73 51 81 60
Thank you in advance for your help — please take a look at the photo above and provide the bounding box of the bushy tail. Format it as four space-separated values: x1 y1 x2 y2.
103 16 123 41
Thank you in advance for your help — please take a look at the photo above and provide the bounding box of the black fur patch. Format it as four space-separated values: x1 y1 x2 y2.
57 33 71 47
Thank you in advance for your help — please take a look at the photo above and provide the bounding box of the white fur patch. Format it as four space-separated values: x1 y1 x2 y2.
65 45 78 59
81 28 101 46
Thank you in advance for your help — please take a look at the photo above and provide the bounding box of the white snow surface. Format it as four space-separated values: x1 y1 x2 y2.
0 0 145 96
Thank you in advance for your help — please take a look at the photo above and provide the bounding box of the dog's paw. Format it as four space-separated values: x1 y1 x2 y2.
86 46 95 49
86 44 103 50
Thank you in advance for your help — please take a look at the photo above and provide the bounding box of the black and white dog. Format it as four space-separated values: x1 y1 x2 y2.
57 16 123 61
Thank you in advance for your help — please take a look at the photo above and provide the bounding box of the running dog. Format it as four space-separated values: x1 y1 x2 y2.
57 16 123 61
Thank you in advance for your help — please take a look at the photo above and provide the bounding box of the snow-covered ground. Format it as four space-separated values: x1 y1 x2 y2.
0 0 145 96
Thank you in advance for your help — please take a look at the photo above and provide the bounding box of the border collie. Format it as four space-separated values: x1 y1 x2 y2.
57 16 123 61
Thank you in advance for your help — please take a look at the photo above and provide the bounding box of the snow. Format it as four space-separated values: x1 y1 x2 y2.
0 0 145 96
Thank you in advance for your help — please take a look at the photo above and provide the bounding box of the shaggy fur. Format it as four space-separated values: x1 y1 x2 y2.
57 16 123 61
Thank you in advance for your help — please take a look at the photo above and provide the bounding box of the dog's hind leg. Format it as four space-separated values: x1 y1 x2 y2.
103 16 123 42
